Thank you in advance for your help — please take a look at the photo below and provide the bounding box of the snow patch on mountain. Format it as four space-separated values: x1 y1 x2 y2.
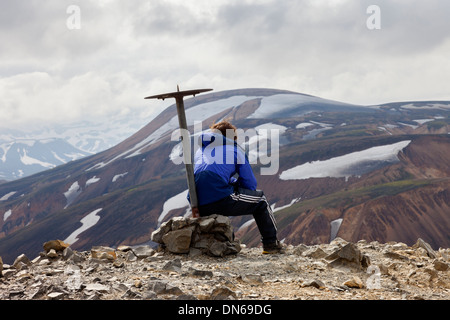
244 122 287 163
3 209 12 221
330 218 343 242
112 172 128 182
255 122 287 133
248 94 315 118
86 176 100 187
169 143 183 162
64 208 102 245
0 191 16 201
237 218 255 232
413 119 434 125
64 181 82 208
158 189 189 227
280 140 411 180
247 94 354 119
296 122 314 129
400 103 450 110
271 198 301 213
19 149 56 168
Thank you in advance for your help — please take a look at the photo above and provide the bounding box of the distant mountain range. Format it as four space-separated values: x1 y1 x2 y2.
0 88 449 264
0 138 89 181
0 116 150 181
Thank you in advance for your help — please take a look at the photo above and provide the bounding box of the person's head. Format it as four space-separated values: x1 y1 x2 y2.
210 120 237 140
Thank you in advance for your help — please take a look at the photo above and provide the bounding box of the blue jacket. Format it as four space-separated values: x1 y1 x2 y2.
189 131 257 206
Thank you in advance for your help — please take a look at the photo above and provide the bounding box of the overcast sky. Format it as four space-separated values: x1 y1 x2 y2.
1 0 450 131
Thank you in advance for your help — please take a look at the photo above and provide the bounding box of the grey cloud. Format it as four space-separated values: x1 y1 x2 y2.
1 0 450 131
130 1 217 37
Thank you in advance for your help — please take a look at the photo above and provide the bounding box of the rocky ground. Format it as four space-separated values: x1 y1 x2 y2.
1 235 449 301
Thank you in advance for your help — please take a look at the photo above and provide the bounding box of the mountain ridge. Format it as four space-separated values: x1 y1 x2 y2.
0 88 449 264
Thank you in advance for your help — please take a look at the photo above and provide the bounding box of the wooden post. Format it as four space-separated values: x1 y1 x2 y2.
145 87 213 213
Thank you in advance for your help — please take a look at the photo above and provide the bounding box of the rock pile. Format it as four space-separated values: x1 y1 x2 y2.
0 234 449 300
151 215 241 257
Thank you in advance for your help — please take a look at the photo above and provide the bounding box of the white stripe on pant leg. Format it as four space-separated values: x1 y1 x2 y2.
230 194 257 203
230 193 260 203
237 193 263 201
261 195 278 231
231 193 278 232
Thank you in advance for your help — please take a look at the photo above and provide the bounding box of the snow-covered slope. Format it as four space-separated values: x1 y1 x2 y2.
280 140 412 181
0 138 90 180
0 116 149 181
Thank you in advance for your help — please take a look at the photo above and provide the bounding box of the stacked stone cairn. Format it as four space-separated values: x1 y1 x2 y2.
151 215 241 257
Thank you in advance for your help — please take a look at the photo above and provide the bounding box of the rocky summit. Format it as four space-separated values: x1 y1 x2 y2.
0 216 449 301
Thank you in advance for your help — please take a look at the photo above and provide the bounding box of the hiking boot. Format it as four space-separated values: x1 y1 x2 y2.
262 240 286 254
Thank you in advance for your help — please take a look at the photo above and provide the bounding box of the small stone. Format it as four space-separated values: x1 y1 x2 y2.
304 279 326 290
164 283 184 296
162 258 182 273
326 243 369 270
84 283 110 293
343 276 364 289
113 260 124 268
2 269 16 279
413 238 437 259
13 254 31 269
48 292 64 300
392 242 408 250
151 220 172 244
330 237 348 247
117 245 132 252
209 241 228 257
240 274 263 284
171 216 188 230
210 286 237 300
122 289 142 299
293 244 309 255
384 250 409 261
214 215 230 227
148 280 183 295
433 260 449 271
14 261 28 271
47 249 58 258
149 280 167 294
62 247 74 260
126 251 137 262
188 247 203 258
132 245 155 259
91 246 116 261
71 252 85 264
304 247 328 259
199 217 215 232
43 240 69 253
187 267 213 278
143 291 157 299
162 228 193 254
424 268 438 280
16 270 32 282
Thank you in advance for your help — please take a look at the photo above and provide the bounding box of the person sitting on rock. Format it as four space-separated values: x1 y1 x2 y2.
189 120 285 254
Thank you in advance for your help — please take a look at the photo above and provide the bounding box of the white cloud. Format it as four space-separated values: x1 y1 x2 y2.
1 0 450 132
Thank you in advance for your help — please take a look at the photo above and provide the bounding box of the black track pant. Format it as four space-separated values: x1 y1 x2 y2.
198 187 278 245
